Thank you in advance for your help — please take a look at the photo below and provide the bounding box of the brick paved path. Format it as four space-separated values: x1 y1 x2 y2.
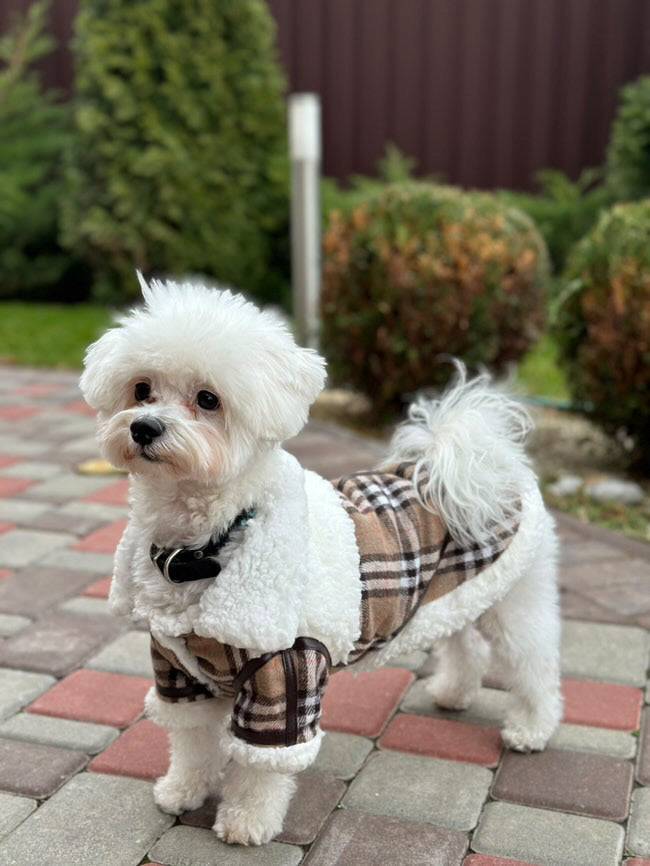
0 364 648 866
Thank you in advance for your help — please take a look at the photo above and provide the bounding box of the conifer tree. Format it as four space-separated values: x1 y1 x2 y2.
0 1 82 299
62 0 290 303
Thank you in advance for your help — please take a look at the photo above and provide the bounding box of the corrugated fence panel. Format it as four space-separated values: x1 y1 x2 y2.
3 0 649 190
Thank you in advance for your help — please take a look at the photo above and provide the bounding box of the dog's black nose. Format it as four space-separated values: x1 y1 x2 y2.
130 417 165 445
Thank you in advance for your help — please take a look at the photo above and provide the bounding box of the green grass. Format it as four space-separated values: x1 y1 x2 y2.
0 302 114 368
516 334 570 402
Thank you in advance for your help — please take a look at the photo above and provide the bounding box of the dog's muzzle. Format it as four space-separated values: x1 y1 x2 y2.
130 417 165 445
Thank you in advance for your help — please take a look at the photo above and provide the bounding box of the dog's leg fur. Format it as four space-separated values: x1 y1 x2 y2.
426 624 490 710
147 693 230 815
479 527 562 751
214 764 296 846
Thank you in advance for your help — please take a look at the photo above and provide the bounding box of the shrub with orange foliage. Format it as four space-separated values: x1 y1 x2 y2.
321 183 549 417
554 200 650 469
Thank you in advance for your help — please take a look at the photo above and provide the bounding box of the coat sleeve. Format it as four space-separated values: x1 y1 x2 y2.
222 638 330 773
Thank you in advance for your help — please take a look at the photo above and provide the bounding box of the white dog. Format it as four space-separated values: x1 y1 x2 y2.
80 275 562 846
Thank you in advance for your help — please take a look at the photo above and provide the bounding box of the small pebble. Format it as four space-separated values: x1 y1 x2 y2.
585 478 645 506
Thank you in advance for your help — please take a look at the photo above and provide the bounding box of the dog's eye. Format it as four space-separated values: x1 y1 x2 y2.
197 390 220 411
134 382 151 402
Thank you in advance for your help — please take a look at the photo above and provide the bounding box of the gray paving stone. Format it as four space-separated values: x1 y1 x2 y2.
471 801 625 866
85 630 152 677
39 548 115 573
627 787 650 857
549 722 637 759
311 731 374 780
0 712 118 755
0 462 64 480
0 566 98 616
303 809 468 866
0 773 173 866
0 793 36 839
402 679 509 725
18 473 113 501
0 438 48 457
0 614 30 637
342 751 492 831
58 596 113 617
0 668 55 722
0 737 87 798
0 528 76 568
0 611 121 676
561 619 650 686
277 772 346 845
150 825 303 866
0 499 50 524
55 500 128 522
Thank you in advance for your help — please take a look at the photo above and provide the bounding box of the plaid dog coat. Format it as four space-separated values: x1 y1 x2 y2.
151 463 519 751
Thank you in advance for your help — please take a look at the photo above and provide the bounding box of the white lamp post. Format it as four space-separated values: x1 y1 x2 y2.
289 93 321 349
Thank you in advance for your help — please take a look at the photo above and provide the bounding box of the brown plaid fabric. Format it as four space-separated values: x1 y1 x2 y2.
334 462 519 663
150 635 330 749
150 460 518 751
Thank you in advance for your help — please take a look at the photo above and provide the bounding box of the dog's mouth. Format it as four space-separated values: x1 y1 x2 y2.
138 446 164 464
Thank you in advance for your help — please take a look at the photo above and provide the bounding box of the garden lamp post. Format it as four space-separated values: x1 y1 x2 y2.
289 93 321 350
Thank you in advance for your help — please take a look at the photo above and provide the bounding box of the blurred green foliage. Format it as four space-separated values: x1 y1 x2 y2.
553 199 650 469
0 1 88 301
606 75 650 201
322 181 550 417
61 0 290 304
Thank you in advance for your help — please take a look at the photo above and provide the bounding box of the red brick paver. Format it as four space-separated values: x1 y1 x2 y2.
0 406 42 421
28 670 152 728
0 523 14 534
0 478 35 497
380 714 502 767
562 678 643 731
90 720 168 780
626 860 650 866
62 399 95 416
73 519 128 553
83 479 130 506
0 456 22 468
83 575 112 599
0 568 12 580
321 667 414 737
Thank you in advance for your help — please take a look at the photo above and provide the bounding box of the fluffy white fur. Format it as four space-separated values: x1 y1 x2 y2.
81 276 562 846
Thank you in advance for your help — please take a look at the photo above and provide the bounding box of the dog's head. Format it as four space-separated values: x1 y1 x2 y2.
80 275 326 484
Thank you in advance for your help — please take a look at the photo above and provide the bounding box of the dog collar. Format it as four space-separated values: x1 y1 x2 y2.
150 508 256 584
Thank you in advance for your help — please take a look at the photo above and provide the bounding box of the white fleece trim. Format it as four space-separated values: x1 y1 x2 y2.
298 471 361 665
222 725 324 773
144 686 219 729
194 450 310 652
357 477 548 668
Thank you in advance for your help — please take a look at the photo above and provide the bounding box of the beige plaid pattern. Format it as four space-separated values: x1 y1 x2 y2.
334 463 519 663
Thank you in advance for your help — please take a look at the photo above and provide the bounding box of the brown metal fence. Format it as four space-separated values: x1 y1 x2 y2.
4 0 650 190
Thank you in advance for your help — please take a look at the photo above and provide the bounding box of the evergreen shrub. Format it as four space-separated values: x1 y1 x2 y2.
606 75 650 202
322 183 549 417
554 200 650 469
0 2 87 300
62 0 290 304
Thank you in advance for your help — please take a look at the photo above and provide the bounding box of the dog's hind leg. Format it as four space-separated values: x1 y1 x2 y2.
479 532 563 751
425 624 490 711
215 764 296 846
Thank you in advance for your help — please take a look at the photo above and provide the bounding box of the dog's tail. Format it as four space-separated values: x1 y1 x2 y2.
381 363 534 547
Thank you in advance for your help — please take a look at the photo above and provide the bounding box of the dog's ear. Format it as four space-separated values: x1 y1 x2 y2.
79 327 126 412
238 340 326 442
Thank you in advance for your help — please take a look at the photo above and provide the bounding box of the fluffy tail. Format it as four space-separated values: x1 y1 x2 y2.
382 364 534 547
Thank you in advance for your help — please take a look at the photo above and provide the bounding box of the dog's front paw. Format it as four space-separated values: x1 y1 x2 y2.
154 771 210 815
501 723 553 752
214 804 282 846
